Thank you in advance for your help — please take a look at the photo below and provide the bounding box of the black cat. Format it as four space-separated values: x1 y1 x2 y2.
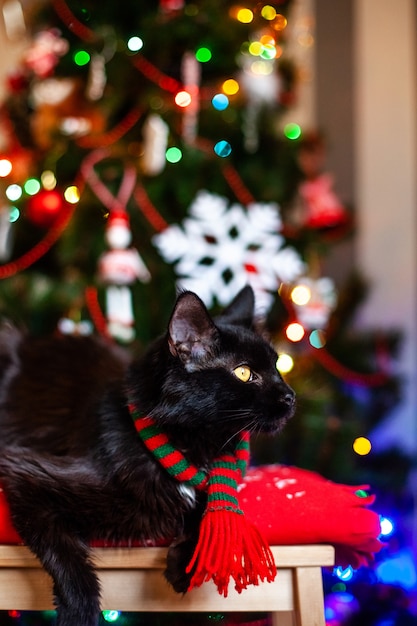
0 286 295 626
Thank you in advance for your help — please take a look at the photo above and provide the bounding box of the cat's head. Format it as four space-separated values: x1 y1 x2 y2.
165 286 295 438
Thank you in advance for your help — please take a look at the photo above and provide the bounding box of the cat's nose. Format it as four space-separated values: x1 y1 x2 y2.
284 392 295 406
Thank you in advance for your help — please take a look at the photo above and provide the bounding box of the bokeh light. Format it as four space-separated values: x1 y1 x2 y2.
5 184 22 202
285 322 305 342
214 140 232 157
212 94 229 111
309 329 326 349
24 178 41 196
195 47 212 62
127 36 143 52
284 123 302 140
222 79 239 95
175 91 192 107
64 185 80 204
73 50 90 66
353 436 372 456
41 170 57 190
166 147 182 163
291 284 311 306
276 353 294 374
261 5 277 20
237 8 253 23
0 158 12 177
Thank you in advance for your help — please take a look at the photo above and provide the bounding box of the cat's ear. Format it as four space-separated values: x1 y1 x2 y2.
168 292 219 365
218 285 255 328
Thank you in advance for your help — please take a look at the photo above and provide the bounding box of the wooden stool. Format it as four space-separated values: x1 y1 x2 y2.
0 544 334 626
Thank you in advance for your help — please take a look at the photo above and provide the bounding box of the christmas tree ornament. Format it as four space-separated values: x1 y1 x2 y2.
141 114 169 176
181 51 201 144
154 190 304 313
25 188 68 228
99 210 151 342
24 28 69 78
2 0 26 42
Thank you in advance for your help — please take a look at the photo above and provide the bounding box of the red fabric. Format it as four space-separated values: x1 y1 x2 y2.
0 464 383 570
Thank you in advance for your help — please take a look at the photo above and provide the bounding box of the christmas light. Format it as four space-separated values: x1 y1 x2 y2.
285 322 305 342
284 123 302 140
73 50 91 66
379 516 394 537
5 184 22 201
272 14 288 31
102 610 120 622
260 44 276 60
41 170 57 190
0 158 12 177
195 47 212 62
9 207 20 222
248 41 262 57
309 329 326 349
166 147 182 163
276 353 294 374
261 5 277 20
334 565 354 581
222 79 239 95
353 436 372 456
213 140 232 157
212 93 229 111
64 185 80 204
291 284 311 305
237 8 253 23
24 178 41 196
175 90 192 107
127 36 143 52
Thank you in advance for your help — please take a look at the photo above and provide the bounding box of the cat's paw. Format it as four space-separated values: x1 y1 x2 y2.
165 539 195 594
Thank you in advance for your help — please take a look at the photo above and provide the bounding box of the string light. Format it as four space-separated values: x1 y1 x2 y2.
284 123 302 140
0 158 12 177
353 437 372 456
9 207 20 222
379 516 394 537
64 185 80 204
276 353 294 374
174 90 192 107
24 178 41 196
261 5 277 20
212 94 229 111
41 170 57 190
285 322 305 342
195 47 212 62
291 284 311 305
213 140 232 157
102 610 121 622
73 50 91 66
166 147 182 163
127 36 143 52
5 184 22 201
222 79 239 95
334 565 354 581
236 8 253 23
309 329 326 349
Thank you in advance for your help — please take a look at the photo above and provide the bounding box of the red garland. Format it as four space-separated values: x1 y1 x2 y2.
84 286 109 337
76 107 142 149
52 0 96 42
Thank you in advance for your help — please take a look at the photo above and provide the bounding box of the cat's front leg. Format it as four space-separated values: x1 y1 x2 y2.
165 534 197 593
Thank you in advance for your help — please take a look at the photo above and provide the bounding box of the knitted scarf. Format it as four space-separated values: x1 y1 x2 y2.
129 403 276 596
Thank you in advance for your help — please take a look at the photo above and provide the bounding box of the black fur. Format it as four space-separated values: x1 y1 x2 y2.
0 287 295 626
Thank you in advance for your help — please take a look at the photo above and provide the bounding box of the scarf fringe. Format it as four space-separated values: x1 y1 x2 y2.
186 508 277 596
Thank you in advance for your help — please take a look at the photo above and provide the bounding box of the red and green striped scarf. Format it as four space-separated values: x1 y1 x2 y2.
129 403 276 596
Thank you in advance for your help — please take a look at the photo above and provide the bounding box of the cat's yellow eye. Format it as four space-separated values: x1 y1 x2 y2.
233 365 252 383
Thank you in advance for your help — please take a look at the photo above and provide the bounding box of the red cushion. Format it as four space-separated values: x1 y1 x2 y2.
0 465 383 569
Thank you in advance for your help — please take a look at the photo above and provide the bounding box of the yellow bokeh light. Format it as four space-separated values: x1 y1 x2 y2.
237 8 254 23
41 170 57 190
64 185 80 204
261 5 277 21
353 437 372 456
0 159 12 177
276 353 294 374
174 91 192 107
286 322 305 342
248 41 263 57
222 79 240 95
291 284 311 306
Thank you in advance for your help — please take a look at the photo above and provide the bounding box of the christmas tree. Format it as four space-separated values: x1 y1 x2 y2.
0 1 414 624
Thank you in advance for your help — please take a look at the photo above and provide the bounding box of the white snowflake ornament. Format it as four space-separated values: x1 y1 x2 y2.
153 190 305 313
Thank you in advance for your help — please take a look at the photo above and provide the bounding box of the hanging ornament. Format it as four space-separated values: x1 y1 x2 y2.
98 210 151 342
153 190 304 313
25 188 68 228
293 132 348 229
141 114 169 176
86 34 116 101
159 0 185 13
180 51 201 144
24 28 69 78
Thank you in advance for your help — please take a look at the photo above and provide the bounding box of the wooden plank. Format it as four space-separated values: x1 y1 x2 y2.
0 545 335 570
